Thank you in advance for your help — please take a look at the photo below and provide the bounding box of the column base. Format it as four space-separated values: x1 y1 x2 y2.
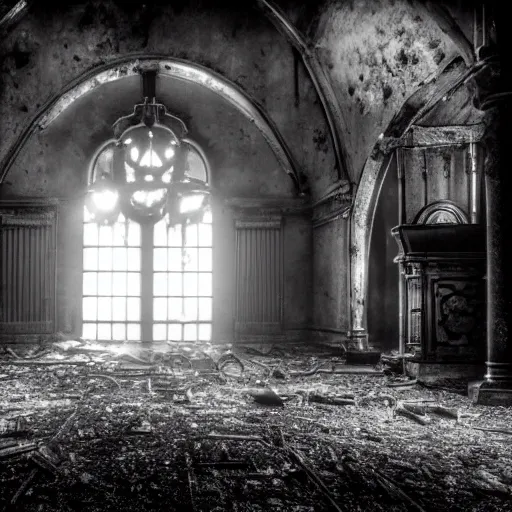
347 329 368 351
468 379 512 406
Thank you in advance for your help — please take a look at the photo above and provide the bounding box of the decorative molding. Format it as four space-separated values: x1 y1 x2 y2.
235 218 281 229
0 198 60 207
414 200 469 225
312 179 352 208
225 196 310 216
0 55 303 194
312 191 351 228
0 199 58 226
377 123 486 154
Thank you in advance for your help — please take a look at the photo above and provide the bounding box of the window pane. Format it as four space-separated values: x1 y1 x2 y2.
97 323 112 340
184 323 197 342
82 323 97 340
153 324 167 341
112 248 128 271
198 248 212 271
198 273 212 297
83 248 98 271
97 297 112 321
127 273 140 296
198 298 212 321
83 223 98 246
168 273 182 296
168 248 182 271
153 220 167 247
154 298 167 321
83 297 97 321
199 323 212 341
127 248 140 271
127 221 140 247
98 225 112 246
168 298 182 321
168 324 182 341
153 273 167 296
198 224 212 247
183 248 198 271
183 298 198 321
112 323 126 341
83 272 97 296
168 225 182 247
185 224 198 247
98 248 113 270
127 298 140 321
97 272 112 296
112 222 126 246
154 248 167 271
112 297 126 321
183 273 197 297
113 273 127 296
127 323 141 341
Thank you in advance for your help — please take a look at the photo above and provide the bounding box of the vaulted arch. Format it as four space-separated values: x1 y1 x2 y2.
0 55 303 193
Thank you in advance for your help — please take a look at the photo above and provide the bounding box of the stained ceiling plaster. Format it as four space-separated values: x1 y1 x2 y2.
0 0 476 190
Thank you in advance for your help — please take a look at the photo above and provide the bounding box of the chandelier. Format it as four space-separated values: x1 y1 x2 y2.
85 70 210 226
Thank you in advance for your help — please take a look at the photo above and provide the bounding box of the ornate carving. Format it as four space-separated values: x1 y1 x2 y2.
435 280 485 346
414 200 469 225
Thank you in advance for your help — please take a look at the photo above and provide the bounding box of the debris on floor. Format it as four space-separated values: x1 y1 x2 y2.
0 341 511 511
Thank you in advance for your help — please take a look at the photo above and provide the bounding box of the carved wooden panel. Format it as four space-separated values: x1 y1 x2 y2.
427 276 485 360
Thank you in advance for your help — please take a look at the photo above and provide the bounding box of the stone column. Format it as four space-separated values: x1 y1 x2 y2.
469 3 512 405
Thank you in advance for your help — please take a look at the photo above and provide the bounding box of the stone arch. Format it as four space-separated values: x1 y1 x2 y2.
348 56 475 348
0 55 303 193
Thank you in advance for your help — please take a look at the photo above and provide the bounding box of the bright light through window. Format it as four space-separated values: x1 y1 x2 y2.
140 149 163 168
82 205 213 343
180 194 205 214
82 207 142 341
152 209 213 342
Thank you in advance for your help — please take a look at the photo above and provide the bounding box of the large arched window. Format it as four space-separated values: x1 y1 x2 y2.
82 138 212 343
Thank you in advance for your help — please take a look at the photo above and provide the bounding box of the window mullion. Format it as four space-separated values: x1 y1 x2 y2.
141 223 154 342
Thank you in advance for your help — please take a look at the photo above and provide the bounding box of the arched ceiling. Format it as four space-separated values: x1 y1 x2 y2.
0 0 481 193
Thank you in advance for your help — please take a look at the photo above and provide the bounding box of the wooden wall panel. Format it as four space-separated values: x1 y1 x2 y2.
0 206 57 335
235 218 283 337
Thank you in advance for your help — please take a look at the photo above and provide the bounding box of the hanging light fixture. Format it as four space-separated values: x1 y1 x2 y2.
84 172 120 225
85 69 210 226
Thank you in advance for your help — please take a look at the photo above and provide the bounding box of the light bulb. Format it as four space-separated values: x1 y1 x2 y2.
180 194 205 214
92 189 118 212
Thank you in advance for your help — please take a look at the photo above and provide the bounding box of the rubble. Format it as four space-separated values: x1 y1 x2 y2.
0 342 511 510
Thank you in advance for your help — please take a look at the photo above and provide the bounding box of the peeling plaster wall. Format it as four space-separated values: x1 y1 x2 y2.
313 0 458 181
312 219 348 342
0 0 337 199
0 1 334 342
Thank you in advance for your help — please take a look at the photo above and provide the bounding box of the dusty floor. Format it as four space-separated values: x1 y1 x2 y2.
1 342 512 512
